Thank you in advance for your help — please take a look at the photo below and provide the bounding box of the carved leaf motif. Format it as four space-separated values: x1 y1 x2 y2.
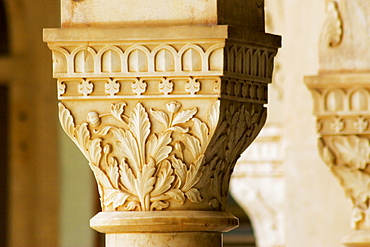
88 138 103 166
90 165 130 209
151 160 174 197
183 155 205 192
185 188 203 203
58 103 75 137
135 159 156 211
207 101 220 132
129 103 151 167
110 102 126 123
171 156 187 188
114 129 140 175
150 201 170 211
166 189 185 204
59 101 219 211
333 165 370 226
318 138 336 167
125 201 140 211
184 134 202 162
330 136 370 170
119 161 138 196
146 132 172 164
103 188 131 209
192 118 209 152
74 123 90 154
107 157 119 188
150 109 169 128
172 108 197 126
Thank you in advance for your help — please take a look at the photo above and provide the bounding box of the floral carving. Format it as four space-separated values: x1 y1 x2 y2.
158 78 174 95
132 78 147 95
319 136 370 229
59 100 218 211
105 79 120 96
78 79 94 96
185 78 200 95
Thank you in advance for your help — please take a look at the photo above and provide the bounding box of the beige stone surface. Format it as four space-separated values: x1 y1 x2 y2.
90 211 238 233
61 0 264 31
319 0 370 71
106 232 222 247
305 0 370 246
231 125 285 247
262 0 352 246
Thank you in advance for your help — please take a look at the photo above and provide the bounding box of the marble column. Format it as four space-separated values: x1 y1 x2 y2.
44 1 280 246
306 0 370 246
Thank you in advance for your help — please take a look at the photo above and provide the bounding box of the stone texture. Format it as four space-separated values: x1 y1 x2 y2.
61 0 264 31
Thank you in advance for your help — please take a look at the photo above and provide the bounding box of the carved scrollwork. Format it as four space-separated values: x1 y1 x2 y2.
319 136 370 229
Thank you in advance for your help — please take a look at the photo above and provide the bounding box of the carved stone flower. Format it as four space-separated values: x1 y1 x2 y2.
87 111 101 127
166 101 181 113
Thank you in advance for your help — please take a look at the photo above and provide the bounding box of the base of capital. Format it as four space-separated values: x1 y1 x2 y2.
106 232 222 247
90 210 238 233
342 230 370 247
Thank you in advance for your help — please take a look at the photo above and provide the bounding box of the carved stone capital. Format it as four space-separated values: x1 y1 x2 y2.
45 25 280 246
306 74 370 246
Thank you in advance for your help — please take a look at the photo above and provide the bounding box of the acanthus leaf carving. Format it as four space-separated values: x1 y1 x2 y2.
58 100 219 211
319 136 370 229
320 0 343 48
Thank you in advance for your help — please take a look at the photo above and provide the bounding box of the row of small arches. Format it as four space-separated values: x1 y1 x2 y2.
319 88 370 112
225 45 275 78
52 44 224 74
222 80 267 101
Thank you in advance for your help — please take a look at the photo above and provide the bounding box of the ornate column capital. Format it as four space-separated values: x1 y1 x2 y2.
306 74 370 246
45 2 281 246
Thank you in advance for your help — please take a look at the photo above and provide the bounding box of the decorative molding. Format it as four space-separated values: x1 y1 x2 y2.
306 76 370 135
57 76 268 104
48 41 276 83
320 0 343 48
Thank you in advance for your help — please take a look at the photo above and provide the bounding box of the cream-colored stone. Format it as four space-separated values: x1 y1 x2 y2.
61 0 265 31
46 25 280 213
231 125 285 247
105 232 222 247
46 6 280 244
306 0 370 246
306 74 370 245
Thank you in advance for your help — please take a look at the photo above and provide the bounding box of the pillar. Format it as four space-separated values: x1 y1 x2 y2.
230 125 285 247
44 1 281 246
306 0 370 246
